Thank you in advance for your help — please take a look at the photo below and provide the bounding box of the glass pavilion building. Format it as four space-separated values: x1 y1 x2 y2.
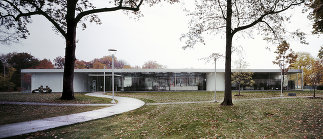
21 69 303 93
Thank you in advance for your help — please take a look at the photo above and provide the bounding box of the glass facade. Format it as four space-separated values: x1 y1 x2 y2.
20 69 301 93
231 72 297 90
89 72 207 92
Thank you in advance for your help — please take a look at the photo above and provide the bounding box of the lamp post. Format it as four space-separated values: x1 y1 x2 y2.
103 65 106 93
109 49 117 103
214 57 217 102
211 53 222 102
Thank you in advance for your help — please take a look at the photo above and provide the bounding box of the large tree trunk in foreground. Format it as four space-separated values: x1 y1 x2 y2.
238 84 241 96
61 37 76 100
221 0 233 106
61 0 77 100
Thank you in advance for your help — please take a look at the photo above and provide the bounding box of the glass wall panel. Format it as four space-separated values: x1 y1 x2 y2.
21 73 31 93
231 72 298 90
87 72 207 92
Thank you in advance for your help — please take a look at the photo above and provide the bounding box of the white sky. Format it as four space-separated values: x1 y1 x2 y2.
0 2 322 69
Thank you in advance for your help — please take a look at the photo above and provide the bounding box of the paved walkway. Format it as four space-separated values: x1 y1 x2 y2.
0 92 145 138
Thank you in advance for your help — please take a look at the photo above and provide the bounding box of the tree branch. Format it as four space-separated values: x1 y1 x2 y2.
75 0 143 23
234 0 241 27
232 0 304 35
2 0 67 38
0 14 16 20
260 20 279 40
206 25 226 31
217 0 226 20
1 0 42 21
3 0 23 14
26 1 67 38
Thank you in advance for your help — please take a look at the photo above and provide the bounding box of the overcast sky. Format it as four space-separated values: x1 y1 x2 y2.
0 2 322 69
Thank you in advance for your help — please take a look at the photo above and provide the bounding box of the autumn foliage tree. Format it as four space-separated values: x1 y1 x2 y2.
142 60 166 69
34 59 54 69
308 60 323 97
91 55 131 69
75 60 89 69
0 0 179 99
182 0 304 105
0 66 16 91
273 41 297 92
53 56 65 69
291 52 315 86
4 53 40 90
318 46 323 59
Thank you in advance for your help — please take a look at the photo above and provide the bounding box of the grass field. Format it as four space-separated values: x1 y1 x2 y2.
110 90 323 103
0 105 105 125
0 92 112 125
14 91 322 139
0 92 113 104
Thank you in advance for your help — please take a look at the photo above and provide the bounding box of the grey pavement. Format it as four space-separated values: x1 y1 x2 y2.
0 101 115 106
0 92 145 138
147 101 215 105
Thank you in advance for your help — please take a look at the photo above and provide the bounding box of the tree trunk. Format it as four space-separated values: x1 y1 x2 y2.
313 85 316 98
221 0 233 106
238 83 241 96
61 37 76 100
61 0 77 100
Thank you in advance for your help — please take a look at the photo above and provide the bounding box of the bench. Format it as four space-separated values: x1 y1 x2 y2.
288 93 296 96
32 86 52 93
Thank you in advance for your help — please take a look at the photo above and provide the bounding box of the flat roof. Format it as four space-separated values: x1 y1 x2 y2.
21 69 302 73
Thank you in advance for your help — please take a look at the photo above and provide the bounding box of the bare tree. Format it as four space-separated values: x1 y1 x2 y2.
0 0 177 99
181 0 304 105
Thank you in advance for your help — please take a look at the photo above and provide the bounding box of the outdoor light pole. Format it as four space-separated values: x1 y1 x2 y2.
109 49 117 104
174 73 177 91
103 65 106 93
214 57 217 102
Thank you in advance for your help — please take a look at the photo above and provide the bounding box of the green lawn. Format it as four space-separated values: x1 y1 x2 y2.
0 105 105 125
0 92 113 104
0 92 112 125
109 90 322 103
15 91 322 139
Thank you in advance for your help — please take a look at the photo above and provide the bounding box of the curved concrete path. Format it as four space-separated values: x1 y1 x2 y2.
0 92 145 138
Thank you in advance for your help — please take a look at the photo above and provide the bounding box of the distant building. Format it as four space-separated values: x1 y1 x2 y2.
21 69 303 92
